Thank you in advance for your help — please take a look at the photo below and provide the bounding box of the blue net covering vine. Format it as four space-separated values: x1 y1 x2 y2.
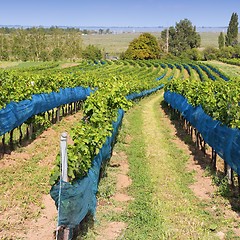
50 84 164 231
50 109 124 228
0 87 93 136
164 90 240 176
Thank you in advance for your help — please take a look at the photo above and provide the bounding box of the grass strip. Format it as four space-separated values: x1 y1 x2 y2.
121 103 165 239
121 92 223 239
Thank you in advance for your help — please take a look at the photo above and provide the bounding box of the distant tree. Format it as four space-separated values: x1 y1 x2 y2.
233 45 240 58
225 12 238 46
202 46 219 60
0 26 84 61
218 46 234 59
82 44 102 60
123 33 161 60
99 29 104 34
218 32 225 49
105 28 111 34
51 47 63 61
39 51 50 61
161 19 201 56
0 35 9 60
185 48 202 61
1 51 9 61
82 29 88 35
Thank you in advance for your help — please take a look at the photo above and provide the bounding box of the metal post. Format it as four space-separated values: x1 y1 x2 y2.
227 165 233 186
60 132 68 182
56 132 69 240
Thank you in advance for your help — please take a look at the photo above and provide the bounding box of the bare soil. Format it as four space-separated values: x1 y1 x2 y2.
0 112 82 240
95 222 127 240
161 101 240 238
91 151 132 240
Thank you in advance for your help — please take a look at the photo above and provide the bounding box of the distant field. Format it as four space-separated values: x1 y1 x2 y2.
82 32 149 55
82 32 240 55
206 60 240 78
199 32 219 48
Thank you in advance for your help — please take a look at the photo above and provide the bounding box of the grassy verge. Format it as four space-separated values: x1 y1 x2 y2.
77 91 240 239
120 92 238 239
119 105 165 239
206 60 240 78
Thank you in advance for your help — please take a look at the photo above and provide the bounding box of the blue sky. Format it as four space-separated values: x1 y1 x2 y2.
0 0 240 27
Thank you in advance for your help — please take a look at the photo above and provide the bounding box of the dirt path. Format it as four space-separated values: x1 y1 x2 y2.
0 112 83 240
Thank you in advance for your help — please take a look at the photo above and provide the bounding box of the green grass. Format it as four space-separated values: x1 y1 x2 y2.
82 32 161 56
206 60 240 78
199 32 220 48
0 61 20 68
121 93 219 239
76 91 240 239
200 32 240 48
121 104 165 239
82 32 225 55
82 32 240 55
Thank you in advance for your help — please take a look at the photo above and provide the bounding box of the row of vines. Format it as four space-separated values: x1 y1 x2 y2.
0 60 239 185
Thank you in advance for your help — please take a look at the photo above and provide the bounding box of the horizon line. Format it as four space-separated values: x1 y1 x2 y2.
0 24 229 29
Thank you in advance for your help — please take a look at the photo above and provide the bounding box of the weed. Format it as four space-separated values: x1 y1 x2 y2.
210 171 232 197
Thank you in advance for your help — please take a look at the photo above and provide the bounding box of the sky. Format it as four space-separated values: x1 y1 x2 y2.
0 0 240 28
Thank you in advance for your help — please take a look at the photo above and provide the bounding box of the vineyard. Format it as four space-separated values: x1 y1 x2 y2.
0 59 240 238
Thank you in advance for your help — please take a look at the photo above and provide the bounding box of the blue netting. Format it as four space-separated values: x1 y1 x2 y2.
206 64 229 81
126 84 164 100
199 65 216 80
0 87 93 136
50 109 124 228
50 85 165 231
164 90 240 175
156 73 166 81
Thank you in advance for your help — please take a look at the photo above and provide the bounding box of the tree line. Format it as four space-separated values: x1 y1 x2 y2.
0 12 239 62
121 12 240 61
0 26 103 61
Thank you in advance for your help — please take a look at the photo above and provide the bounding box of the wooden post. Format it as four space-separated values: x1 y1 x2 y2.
196 130 199 148
56 226 70 240
52 109 55 123
19 125 23 144
68 104 71 115
29 123 33 139
74 102 77 113
57 107 60 122
2 135 5 154
238 176 240 195
47 111 51 121
224 161 228 175
190 126 193 140
70 103 73 114
9 129 14 150
203 141 206 156
166 27 169 53
211 148 217 171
